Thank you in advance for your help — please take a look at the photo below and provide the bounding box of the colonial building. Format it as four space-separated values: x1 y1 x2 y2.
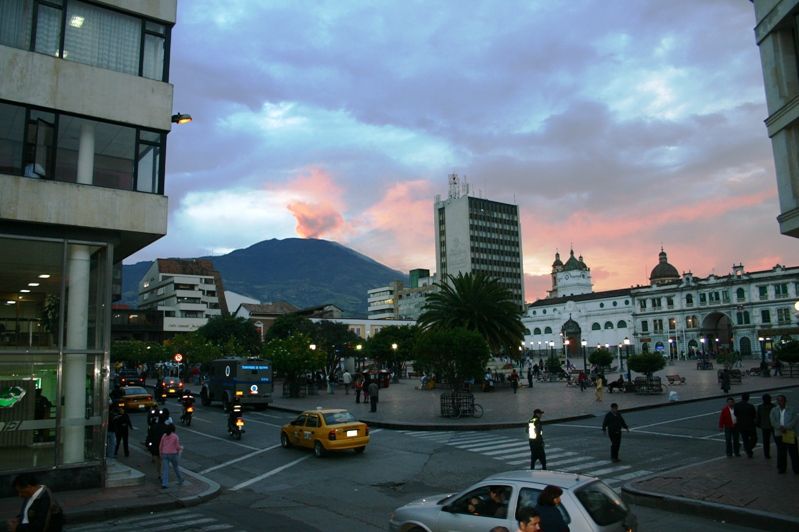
434 174 525 309
0 0 177 489
523 248 799 366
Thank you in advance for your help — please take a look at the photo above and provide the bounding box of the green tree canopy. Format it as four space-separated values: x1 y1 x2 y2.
267 333 324 382
627 352 666 377
417 272 525 355
413 327 490 388
111 340 167 366
715 350 742 369
774 340 799 365
313 320 360 377
365 325 418 379
196 315 261 356
167 331 222 367
265 314 315 341
588 348 614 370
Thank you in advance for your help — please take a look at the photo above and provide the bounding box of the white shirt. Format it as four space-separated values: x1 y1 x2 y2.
21 486 45 524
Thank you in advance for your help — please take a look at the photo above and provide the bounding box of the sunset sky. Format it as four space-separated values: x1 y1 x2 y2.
127 0 799 303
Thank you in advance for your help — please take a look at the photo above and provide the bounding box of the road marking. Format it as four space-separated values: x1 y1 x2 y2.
178 426 261 450
481 442 533 455
454 440 522 451
230 455 312 491
234 417 283 428
200 444 281 474
548 455 598 467
630 428 720 441
632 410 717 430
589 464 631 476
559 459 611 472
450 435 497 445
613 469 653 481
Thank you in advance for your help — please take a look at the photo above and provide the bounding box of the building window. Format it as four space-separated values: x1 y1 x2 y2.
685 294 693 307
544 326 552 334
668 318 676 331
639 300 647 310
758 286 768 300
617 320 627 328
640 321 649 333
761 309 771 323
736 311 751 325
666 297 674 309
686 315 698 329
777 308 791 324
653 319 664 333
604 321 614 329
736 288 746 302
775 283 788 298
533 328 541 335
591 322 601 331
699 293 707 305
0 0 171 81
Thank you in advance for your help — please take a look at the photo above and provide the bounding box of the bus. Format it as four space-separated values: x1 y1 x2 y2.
200 357 273 410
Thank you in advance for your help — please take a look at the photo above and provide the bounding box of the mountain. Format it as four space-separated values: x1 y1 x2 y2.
120 238 407 316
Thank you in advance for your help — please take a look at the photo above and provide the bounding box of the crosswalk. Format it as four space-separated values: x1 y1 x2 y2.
399 430 652 489
67 508 240 531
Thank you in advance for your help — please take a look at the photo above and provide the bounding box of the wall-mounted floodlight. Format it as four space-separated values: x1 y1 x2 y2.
171 113 192 124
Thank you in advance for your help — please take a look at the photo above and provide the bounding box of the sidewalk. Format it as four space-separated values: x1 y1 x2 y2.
0 360 793 529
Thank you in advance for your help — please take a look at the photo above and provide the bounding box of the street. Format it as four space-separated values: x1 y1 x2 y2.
67 388 799 531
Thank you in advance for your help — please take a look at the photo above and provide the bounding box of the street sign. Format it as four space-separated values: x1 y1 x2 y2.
174 353 184 363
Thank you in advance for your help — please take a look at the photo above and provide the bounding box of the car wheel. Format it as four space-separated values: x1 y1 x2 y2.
354 446 365 454
280 432 291 448
313 440 325 457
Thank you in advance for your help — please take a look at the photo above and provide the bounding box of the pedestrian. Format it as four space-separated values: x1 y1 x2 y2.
112 406 135 457
733 392 757 458
534 485 569 532
769 394 798 474
527 408 546 470
756 393 775 459
602 402 629 462
342 369 352 395
159 423 184 488
720 369 731 394
354 375 363 403
362 376 370 404
527 366 533 389
509 369 520 394
773 357 783 376
146 409 168 476
7 473 64 532
718 396 741 457
595 374 604 402
577 371 587 392
515 506 541 532
368 379 379 412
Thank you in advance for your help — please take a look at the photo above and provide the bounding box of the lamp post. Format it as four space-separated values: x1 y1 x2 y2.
391 343 399 382
758 336 769 378
623 337 631 382
549 340 554 359
537 341 542 357
700 337 705 360
356 343 362 372
581 339 587 372
564 339 570 369
668 338 673 364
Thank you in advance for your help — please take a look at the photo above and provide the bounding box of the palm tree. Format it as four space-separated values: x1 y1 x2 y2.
417 272 525 354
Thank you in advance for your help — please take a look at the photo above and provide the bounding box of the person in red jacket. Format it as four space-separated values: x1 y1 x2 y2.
718 396 741 457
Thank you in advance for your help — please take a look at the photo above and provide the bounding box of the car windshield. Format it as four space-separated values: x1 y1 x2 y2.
574 481 629 526
124 387 148 395
323 411 357 425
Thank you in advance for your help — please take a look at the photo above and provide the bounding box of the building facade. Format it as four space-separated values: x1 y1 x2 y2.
138 259 228 335
367 271 438 321
0 0 177 490
524 249 799 368
434 174 525 309
751 0 799 237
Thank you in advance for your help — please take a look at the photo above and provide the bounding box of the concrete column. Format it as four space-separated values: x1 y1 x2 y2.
77 122 95 185
63 245 90 463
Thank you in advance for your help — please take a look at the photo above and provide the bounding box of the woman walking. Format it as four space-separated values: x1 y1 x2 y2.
159 423 184 488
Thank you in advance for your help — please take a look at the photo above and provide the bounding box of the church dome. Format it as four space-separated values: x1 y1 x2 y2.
552 252 563 269
563 249 588 272
649 248 680 284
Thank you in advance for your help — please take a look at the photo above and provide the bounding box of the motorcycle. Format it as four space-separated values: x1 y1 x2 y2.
227 401 245 440
181 404 194 426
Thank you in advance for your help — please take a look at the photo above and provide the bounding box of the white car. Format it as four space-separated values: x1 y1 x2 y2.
389 470 636 532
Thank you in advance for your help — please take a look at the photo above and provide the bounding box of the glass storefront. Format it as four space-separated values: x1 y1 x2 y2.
0 235 108 474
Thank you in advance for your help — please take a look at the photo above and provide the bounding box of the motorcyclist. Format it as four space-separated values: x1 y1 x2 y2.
154 379 166 404
227 398 244 433
180 389 195 423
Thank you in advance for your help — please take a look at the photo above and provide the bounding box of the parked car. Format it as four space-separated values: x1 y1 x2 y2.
389 469 636 532
280 408 369 457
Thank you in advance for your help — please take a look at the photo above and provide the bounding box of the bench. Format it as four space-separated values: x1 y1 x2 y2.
718 369 742 385
633 376 663 394
666 374 686 385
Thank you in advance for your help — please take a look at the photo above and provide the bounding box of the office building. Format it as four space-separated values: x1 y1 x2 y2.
434 174 525 309
0 1 177 488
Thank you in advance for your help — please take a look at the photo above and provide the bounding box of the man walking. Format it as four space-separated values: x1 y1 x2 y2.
734 392 757 458
602 403 629 462
342 369 352 395
719 396 740 457
595 374 604 402
756 393 775 459
769 394 798 474
527 408 546 470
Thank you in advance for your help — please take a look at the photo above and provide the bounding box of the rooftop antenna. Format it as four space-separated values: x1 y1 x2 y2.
448 172 459 199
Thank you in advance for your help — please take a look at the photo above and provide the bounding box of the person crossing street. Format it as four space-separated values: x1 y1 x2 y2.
527 408 546 470
602 403 629 462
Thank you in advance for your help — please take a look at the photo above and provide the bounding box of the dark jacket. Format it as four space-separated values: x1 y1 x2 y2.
17 486 63 532
733 401 757 431
756 402 774 430
534 503 569 532
602 411 629 434
113 412 134 435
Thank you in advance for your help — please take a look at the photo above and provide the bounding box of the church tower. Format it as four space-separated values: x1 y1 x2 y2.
549 248 593 298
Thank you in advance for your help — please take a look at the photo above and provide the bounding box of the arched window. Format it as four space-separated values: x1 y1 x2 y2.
592 322 601 330
736 288 745 302
604 321 614 329
533 327 541 335
544 326 552 334
685 294 693 306
617 320 627 328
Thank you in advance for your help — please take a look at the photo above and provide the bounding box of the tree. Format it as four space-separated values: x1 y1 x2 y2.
111 340 167 366
197 315 261 356
267 334 324 396
588 348 614 371
417 272 525 355
715 350 742 369
773 340 799 370
167 332 221 369
365 325 418 381
627 352 666 378
413 327 490 389
265 314 315 341
312 320 360 380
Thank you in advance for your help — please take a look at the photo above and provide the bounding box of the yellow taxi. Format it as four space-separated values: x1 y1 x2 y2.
117 386 156 411
280 408 370 457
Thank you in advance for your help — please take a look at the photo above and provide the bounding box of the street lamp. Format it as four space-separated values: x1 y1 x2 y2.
356 344 362 371
581 339 587 372
548 340 554 359
537 341 542 356
391 343 399 383
623 337 631 382
564 339 570 367
758 336 769 378
700 337 705 359
668 338 673 362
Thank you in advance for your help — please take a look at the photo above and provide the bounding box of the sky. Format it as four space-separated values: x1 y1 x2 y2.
127 0 799 303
